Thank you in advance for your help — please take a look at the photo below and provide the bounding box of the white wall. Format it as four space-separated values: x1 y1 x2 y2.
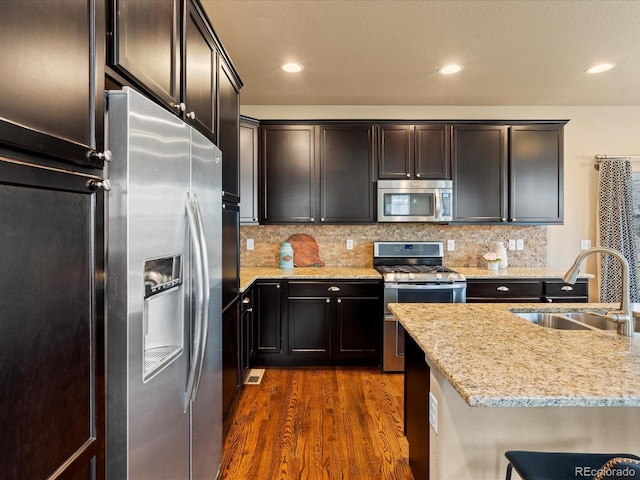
241 105 640 284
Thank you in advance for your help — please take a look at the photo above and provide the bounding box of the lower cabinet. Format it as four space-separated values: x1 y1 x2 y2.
240 288 254 382
252 280 382 366
222 299 240 423
467 278 588 303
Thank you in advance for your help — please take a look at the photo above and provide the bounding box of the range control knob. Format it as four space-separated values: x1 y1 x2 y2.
436 273 443 280
408 273 415 280
447 273 458 282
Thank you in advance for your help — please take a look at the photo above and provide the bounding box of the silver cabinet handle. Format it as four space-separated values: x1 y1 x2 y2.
245 308 253 313
242 297 251 304
88 178 112 191
89 149 112 162
326 298 331 303
328 286 341 292
337 299 342 304
276 284 281 289
511 218 517 222
497 286 510 292
546 298 553 303
416 173 421 178
310 217 315 222
561 285 574 291
406 173 410 177
186 111 196 120
501 217 507 222
173 102 186 112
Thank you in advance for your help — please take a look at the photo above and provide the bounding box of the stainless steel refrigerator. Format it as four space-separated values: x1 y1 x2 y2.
106 87 222 479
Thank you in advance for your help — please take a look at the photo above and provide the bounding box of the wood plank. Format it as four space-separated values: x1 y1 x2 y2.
220 367 413 480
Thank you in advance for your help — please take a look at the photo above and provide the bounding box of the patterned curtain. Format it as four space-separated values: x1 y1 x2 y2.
597 159 640 302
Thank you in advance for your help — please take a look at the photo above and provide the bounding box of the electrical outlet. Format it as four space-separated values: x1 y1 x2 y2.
516 239 524 251
508 239 516 251
429 392 438 433
346 239 354 250
447 239 455 251
246 238 254 251
581 239 592 250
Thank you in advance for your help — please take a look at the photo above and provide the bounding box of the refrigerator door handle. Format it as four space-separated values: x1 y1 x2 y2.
184 193 205 411
191 193 210 400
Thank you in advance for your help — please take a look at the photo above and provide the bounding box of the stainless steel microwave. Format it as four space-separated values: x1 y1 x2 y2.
377 179 453 222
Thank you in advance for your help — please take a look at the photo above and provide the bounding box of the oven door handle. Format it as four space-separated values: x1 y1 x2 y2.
384 282 467 290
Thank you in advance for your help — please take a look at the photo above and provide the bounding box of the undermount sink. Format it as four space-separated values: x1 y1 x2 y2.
514 312 597 331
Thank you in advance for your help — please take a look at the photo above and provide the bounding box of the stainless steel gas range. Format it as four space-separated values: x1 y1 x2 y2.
374 241 467 372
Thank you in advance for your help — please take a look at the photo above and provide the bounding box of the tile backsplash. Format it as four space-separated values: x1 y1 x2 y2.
240 224 547 267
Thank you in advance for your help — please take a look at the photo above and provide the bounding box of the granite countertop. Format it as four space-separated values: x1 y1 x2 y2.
239 266 381 292
389 302 640 407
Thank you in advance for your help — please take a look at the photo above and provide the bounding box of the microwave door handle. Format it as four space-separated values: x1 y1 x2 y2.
434 189 442 220
184 193 205 412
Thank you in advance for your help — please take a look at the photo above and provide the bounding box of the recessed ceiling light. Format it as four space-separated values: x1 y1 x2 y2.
439 64 463 75
281 62 304 73
586 63 615 74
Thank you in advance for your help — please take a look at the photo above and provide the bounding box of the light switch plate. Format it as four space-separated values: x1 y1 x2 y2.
346 239 354 250
447 239 455 251
581 239 592 250
246 238 254 251
508 239 516 251
516 239 524 251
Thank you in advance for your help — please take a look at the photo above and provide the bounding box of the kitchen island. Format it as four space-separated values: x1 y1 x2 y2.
390 302 640 479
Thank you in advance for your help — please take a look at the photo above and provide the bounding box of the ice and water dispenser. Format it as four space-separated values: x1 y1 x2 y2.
142 254 184 382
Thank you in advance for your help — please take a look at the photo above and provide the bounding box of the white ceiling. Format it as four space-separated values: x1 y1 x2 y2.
202 0 640 107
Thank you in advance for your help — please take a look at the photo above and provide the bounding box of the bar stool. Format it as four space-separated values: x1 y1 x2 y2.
505 450 640 480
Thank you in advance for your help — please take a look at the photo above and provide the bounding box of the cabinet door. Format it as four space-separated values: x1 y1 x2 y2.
240 118 259 224
219 59 241 203
0 0 105 168
405 331 430 480
253 282 283 354
335 296 380 360
240 290 254 380
378 125 413 179
184 0 216 140
260 125 316 223
222 300 240 418
0 159 105 479
222 201 239 309
319 124 375 223
452 125 507 223
509 125 564 223
414 124 450 179
288 297 332 356
466 279 541 303
110 0 181 108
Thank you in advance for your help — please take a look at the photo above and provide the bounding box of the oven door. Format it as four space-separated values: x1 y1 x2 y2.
382 282 466 372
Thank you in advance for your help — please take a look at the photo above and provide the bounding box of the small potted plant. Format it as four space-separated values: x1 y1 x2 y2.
483 252 502 270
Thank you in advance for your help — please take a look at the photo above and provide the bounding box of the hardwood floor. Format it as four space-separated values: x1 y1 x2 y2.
220 367 414 480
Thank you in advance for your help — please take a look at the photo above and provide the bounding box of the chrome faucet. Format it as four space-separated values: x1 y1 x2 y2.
563 246 634 336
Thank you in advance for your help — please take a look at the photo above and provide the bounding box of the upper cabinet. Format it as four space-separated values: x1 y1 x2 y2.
240 117 259 224
452 122 566 224
452 125 508 223
219 58 242 202
0 0 106 168
108 0 242 147
109 0 181 109
184 0 217 140
377 124 450 180
260 122 375 224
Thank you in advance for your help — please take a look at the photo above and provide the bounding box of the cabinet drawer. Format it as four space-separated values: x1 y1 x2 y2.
467 280 541 299
288 281 380 297
543 280 587 297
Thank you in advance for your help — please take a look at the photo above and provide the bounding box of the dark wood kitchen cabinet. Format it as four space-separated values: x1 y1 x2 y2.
252 281 285 361
260 124 316 223
286 281 381 365
318 124 375 223
260 122 375 224
452 122 566 224
0 158 106 479
452 124 508 223
0 0 106 168
219 58 242 202
240 116 260 224
109 0 181 109
378 124 450 180
466 278 588 303
222 299 240 432
509 124 564 223
240 288 254 382
184 0 217 141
